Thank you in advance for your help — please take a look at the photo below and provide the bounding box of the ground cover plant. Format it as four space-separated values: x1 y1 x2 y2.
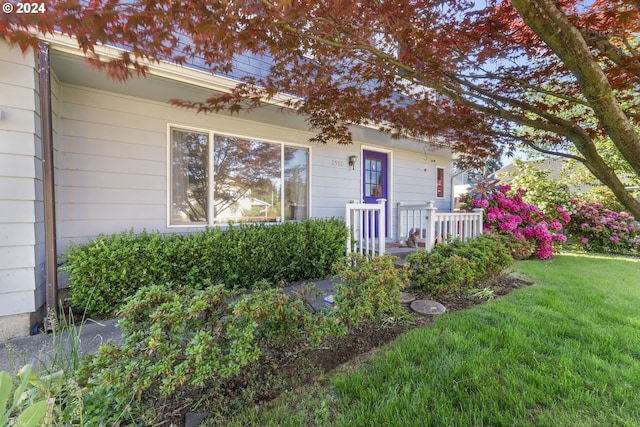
225 253 640 426
63 219 347 316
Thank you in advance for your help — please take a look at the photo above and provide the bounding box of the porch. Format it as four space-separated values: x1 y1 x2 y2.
345 199 484 256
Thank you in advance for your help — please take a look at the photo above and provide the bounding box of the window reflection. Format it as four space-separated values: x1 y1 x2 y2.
285 147 308 220
213 136 282 222
170 129 208 224
171 128 309 224
365 158 383 197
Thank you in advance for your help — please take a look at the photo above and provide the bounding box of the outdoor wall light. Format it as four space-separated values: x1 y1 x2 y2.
348 155 358 169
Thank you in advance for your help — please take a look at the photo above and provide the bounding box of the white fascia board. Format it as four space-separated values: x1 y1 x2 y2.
41 33 445 149
40 32 295 106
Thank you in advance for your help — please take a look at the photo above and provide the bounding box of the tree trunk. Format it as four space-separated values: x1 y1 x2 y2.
511 0 640 217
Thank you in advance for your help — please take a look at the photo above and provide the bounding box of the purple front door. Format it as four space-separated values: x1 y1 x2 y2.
362 150 388 237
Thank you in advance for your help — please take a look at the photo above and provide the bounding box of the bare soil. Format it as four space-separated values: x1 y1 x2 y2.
143 272 532 426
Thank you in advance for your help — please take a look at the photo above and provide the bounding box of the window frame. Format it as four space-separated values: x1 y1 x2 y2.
436 166 445 199
166 124 311 228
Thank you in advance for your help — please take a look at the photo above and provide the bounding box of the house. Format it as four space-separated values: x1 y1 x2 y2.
0 36 458 338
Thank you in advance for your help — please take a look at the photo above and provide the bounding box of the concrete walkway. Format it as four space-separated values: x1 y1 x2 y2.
0 317 121 376
0 279 342 376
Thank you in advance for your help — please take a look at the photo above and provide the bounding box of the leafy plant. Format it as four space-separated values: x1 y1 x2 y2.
482 232 535 260
407 235 513 295
505 159 573 217
469 287 495 300
333 254 410 325
1 366 51 427
232 281 342 348
82 284 260 397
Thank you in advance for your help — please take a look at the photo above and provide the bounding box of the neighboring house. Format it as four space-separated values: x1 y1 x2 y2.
496 158 591 195
0 36 456 337
495 158 566 183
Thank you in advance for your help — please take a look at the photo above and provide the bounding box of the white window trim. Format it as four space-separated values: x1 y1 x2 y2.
166 123 311 228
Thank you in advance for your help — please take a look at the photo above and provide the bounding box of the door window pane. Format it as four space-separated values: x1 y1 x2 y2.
365 158 383 197
170 129 209 224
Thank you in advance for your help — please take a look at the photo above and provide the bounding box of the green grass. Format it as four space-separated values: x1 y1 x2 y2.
221 253 640 426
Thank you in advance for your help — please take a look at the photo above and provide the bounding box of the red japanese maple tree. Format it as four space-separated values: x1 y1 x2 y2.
2 0 640 216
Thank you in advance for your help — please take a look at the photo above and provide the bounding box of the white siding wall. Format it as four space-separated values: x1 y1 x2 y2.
56 83 453 250
57 85 351 246
0 41 43 338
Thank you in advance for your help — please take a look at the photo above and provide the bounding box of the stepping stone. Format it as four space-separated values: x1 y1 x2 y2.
410 300 446 315
185 412 208 427
399 292 416 304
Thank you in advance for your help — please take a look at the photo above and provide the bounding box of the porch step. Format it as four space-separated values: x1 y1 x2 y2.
385 246 419 259
385 245 420 268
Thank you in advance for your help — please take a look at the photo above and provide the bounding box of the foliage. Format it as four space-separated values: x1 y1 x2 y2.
481 232 535 261
82 281 343 401
232 281 343 348
0 366 50 427
4 0 640 216
504 159 573 217
63 219 347 316
565 199 640 254
78 253 415 420
463 185 570 259
577 185 633 213
82 284 260 397
332 254 410 325
406 235 513 295
1 309 137 426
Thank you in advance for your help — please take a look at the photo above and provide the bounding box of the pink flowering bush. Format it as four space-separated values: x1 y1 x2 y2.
462 185 570 260
565 199 640 253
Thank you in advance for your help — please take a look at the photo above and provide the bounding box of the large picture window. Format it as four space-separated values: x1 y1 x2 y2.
169 127 309 225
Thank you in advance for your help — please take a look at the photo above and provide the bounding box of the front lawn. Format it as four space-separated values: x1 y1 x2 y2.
224 253 640 426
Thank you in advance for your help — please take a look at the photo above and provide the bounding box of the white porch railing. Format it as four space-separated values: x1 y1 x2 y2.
345 199 386 256
397 201 484 251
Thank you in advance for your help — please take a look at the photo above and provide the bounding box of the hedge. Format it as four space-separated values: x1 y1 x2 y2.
62 219 348 316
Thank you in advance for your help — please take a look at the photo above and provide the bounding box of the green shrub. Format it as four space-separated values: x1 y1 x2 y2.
333 254 410 324
232 281 343 348
482 232 535 260
407 235 513 295
81 282 342 402
78 255 413 421
82 284 260 397
63 219 347 316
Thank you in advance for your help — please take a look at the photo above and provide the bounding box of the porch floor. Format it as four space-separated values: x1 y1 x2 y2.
384 245 420 258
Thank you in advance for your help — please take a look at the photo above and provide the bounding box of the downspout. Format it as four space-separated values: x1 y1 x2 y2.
38 42 58 331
